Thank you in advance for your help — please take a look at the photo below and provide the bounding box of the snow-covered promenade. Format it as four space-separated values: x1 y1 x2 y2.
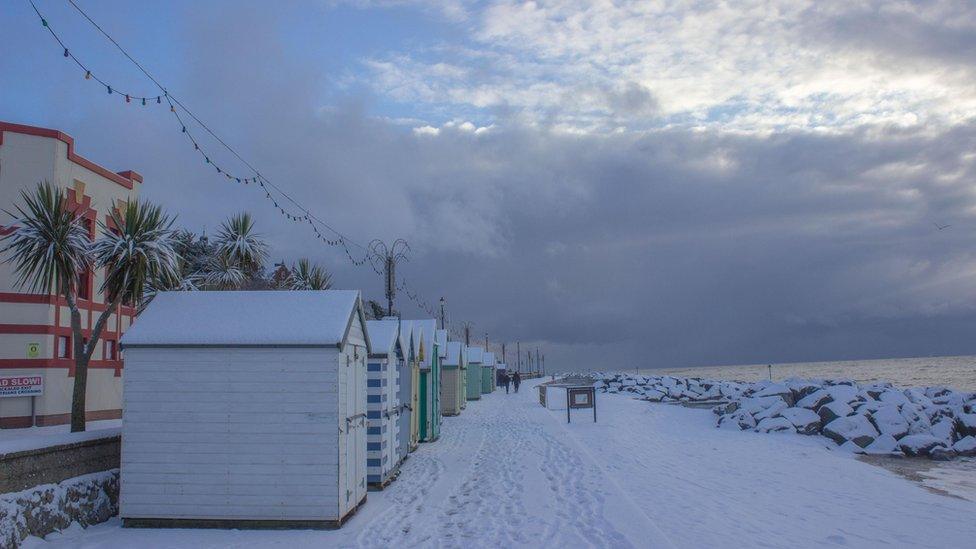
25 379 976 548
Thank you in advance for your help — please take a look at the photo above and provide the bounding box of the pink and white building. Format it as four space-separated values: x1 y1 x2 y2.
0 121 144 428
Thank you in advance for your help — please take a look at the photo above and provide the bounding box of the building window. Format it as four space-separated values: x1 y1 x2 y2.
57 335 71 358
77 270 91 300
104 339 117 361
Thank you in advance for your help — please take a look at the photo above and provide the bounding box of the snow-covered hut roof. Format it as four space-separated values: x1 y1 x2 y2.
415 319 437 364
467 346 484 364
122 290 368 349
366 319 399 358
443 341 464 366
394 318 412 360
435 329 448 358
483 352 495 367
496 363 508 371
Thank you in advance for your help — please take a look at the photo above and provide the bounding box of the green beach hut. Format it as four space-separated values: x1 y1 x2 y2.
440 340 465 415
481 351 496 394
415 319 441 443
466 346 484 401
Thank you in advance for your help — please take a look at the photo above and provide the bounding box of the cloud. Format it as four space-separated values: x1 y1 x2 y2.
362 0 976 132
3 0 976 371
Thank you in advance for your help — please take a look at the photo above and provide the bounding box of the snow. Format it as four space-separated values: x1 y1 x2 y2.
121 290 362 347
443 341 463 366
467 346 484 364
365 319 399 356
0 421 121 455
20 379 976 548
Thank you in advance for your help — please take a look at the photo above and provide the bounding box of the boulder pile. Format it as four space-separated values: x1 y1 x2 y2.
593 373 976 460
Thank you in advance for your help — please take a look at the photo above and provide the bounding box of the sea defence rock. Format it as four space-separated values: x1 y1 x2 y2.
591 371 976 461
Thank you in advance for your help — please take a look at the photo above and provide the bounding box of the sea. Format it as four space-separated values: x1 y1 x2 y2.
635 355 976 392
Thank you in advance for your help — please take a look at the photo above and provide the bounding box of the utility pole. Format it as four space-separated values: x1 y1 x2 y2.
485 333 488 352
516 341 521 372
501 343 506 366
439 297 446 330
542 353 545 376
368 239 410 317
536 349 540 374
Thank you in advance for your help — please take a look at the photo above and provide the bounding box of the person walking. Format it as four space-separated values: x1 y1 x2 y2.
501 372 510 394
512 371 521 393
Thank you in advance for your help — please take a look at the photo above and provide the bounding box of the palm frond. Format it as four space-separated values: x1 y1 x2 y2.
215 211 268 272
291 258 333 290
91 200 180 305
0 182 91 296
202 252 246 289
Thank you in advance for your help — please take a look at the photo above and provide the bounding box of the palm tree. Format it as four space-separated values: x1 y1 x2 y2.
202 251 246 290
214 212 267 284
290 258 333 290
1 183 179 432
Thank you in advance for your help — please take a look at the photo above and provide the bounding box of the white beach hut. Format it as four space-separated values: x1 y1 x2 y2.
394 320 415 464
119 291 371 528
440 341 465 416
365 319 402 489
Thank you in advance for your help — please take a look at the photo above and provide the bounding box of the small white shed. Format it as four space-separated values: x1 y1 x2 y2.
364 319 402 489
120 290 371 528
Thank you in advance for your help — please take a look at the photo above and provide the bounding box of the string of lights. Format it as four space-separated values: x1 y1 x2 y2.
27 0 374 267
26 0 485 341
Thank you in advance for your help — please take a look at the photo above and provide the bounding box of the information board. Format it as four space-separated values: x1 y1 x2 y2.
0 375 44 398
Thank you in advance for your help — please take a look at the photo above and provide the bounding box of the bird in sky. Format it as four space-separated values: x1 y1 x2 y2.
933 222 951 231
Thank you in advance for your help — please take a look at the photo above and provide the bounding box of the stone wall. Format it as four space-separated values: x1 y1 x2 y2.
0 433 120 493
0 469 119 548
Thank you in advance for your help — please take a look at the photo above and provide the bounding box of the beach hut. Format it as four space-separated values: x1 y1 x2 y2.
394 320 414 464
481 352 496 394
466 346 484 401
403 320 423 452
459 345 468 409
415 319 441 443
439 341 465 416
119 291 370 528
365 319 402 489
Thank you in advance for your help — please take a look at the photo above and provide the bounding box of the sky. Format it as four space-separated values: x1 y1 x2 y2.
1 0 975 371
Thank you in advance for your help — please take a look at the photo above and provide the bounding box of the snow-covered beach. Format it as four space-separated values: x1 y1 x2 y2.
23 378 976 549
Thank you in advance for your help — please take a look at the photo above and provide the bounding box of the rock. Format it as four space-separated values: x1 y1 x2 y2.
754 399 790 422
752 383 795 406
930 446 956 461
955 413 976 438
869 405 909 439
788 381 823 403
904 388 933 408
797 389 832 411
864 434 901 455
925 386 953 399
818 401 854 425
825 385 860 406
738 396 789 416
879 389 912 407
713 401 739 416
952 436 976 457
718 411 756 431
839 440 866 454
780 407 821 435
898 434 946 457
930 419 956 445
823 415 879 448
755 416 796 434
643 389 666 402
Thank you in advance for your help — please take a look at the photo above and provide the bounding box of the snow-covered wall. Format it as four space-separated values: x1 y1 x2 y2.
0 469 119 548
